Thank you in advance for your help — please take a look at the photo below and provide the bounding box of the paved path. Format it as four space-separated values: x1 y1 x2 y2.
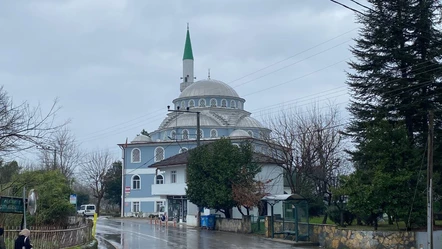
95 217 319 249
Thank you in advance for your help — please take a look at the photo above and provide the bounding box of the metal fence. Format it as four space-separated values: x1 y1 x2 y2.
251 215 266 235
3 223 93 249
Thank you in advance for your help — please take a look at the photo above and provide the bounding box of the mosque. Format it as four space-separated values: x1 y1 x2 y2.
119 27 284 225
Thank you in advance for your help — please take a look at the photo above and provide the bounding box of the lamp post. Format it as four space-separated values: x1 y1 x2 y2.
167 105 201 226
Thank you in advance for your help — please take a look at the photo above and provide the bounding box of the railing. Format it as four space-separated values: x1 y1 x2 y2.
3 223 93 249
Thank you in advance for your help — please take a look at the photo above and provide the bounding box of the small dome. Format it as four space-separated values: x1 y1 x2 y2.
236 116 264 128
131 134 152 143
179 79 239 98
229 129 251 138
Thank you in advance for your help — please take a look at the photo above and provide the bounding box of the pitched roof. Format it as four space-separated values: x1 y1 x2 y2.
149 146 284 168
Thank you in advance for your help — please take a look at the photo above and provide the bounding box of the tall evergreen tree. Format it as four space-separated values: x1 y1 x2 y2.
344 0 442 228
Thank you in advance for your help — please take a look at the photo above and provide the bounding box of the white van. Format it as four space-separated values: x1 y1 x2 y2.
77 204 96 217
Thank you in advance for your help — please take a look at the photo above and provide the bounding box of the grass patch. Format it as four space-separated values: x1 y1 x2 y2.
309 216 334 225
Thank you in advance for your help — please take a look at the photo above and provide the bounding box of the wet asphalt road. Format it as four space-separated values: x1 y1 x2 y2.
95 217 319 249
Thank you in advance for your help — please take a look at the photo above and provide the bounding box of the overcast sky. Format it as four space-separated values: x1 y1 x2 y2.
0 0 366 163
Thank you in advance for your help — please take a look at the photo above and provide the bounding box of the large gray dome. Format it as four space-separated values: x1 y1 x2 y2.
179 79 239 98
236 116 264 128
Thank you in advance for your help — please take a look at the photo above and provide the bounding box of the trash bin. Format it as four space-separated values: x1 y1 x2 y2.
207 214 216 230
200 215 209 228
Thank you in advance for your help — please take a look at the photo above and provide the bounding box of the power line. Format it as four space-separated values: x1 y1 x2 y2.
329 0 366 16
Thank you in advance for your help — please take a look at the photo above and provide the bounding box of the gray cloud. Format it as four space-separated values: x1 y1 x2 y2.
0 0 365 160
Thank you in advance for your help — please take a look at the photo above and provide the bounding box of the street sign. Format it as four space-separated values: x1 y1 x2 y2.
125 186 130 194
69 194 77 205
0 196 26 214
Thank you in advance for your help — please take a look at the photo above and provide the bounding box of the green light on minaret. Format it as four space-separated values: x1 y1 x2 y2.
183 24 194 60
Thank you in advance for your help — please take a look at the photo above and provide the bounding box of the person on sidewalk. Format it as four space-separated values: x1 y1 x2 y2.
14 229 33 249
0 228 6 249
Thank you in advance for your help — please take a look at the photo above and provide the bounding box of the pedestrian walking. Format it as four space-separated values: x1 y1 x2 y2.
0 228 6 249
14 229 32 249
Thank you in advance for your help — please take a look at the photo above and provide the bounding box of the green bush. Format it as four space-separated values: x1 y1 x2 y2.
327 205 354 226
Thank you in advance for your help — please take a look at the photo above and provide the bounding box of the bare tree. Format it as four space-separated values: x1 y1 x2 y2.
81 150 114 216
264 104 346 223
39 127 82 179
0 86 64 156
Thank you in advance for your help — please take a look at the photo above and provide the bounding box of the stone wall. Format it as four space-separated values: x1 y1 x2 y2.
215 216 251 233
267 220 420 249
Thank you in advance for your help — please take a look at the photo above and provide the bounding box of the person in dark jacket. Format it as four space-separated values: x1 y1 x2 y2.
14 229 32 249
0 227 6 249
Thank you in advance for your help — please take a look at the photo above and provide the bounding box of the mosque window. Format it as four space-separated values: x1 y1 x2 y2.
233 143 240 148
132 175 141 189
210 129 218 138
247 130 254 137
154 147 165 162
131 148 141 163
156 175 164 184
210 99 217 107
199 99 206 107
182 129 189 140
221 99 227 107
189 100 195 108
179 147 188 153
181 101 186 109
230 100 236 109
170 130 176 140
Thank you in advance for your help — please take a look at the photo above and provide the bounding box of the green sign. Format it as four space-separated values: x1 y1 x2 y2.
0 196 25 214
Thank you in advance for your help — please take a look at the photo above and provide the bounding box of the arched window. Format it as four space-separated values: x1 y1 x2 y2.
182 129 189 140
131 148 141 163
210 129 218 138
170 130 176 140
230 100 236 109
198 129 204 139
189 100 195 108
181 100 186 109
199 99 206 107
221 99 227 107
210 99 217 107
132 175 141 189
154 147 165 162
232 143 240 148
179 147 188 153
247 130 254 137
156 175 164 184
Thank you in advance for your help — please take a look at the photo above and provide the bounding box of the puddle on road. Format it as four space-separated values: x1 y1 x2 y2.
103 233 122 244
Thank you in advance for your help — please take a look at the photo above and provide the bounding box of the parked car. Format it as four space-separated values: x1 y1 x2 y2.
77 204 96 217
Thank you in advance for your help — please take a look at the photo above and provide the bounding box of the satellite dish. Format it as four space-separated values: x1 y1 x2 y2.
28 189 37 215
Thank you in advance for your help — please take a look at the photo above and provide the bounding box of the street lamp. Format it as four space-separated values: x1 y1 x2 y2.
167 105 201 226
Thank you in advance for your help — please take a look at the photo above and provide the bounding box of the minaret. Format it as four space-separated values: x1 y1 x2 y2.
180 24 195 92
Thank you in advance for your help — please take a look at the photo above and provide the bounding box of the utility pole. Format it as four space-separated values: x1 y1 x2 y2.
167 105 201 226
427 111 434 249
53 148 57 170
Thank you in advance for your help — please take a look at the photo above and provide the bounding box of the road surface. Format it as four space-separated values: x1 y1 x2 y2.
95 217 319 249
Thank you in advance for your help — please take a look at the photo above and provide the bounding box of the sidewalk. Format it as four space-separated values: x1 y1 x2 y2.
262 237 320 247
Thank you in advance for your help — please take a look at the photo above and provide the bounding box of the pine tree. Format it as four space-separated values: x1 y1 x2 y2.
344 0 442 228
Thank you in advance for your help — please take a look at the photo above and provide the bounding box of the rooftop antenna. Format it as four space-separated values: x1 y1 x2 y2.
208 68 211 79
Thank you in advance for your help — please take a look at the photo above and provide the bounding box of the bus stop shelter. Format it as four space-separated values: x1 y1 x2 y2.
262 194 309 241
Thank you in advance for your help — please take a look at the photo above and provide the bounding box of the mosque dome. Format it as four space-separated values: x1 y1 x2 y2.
179 79 239 98
229 129 251 138
236 116 264 128
162 113 221 129
131 134 152 143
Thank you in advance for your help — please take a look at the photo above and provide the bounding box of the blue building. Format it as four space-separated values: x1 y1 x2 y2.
119 27 283 224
